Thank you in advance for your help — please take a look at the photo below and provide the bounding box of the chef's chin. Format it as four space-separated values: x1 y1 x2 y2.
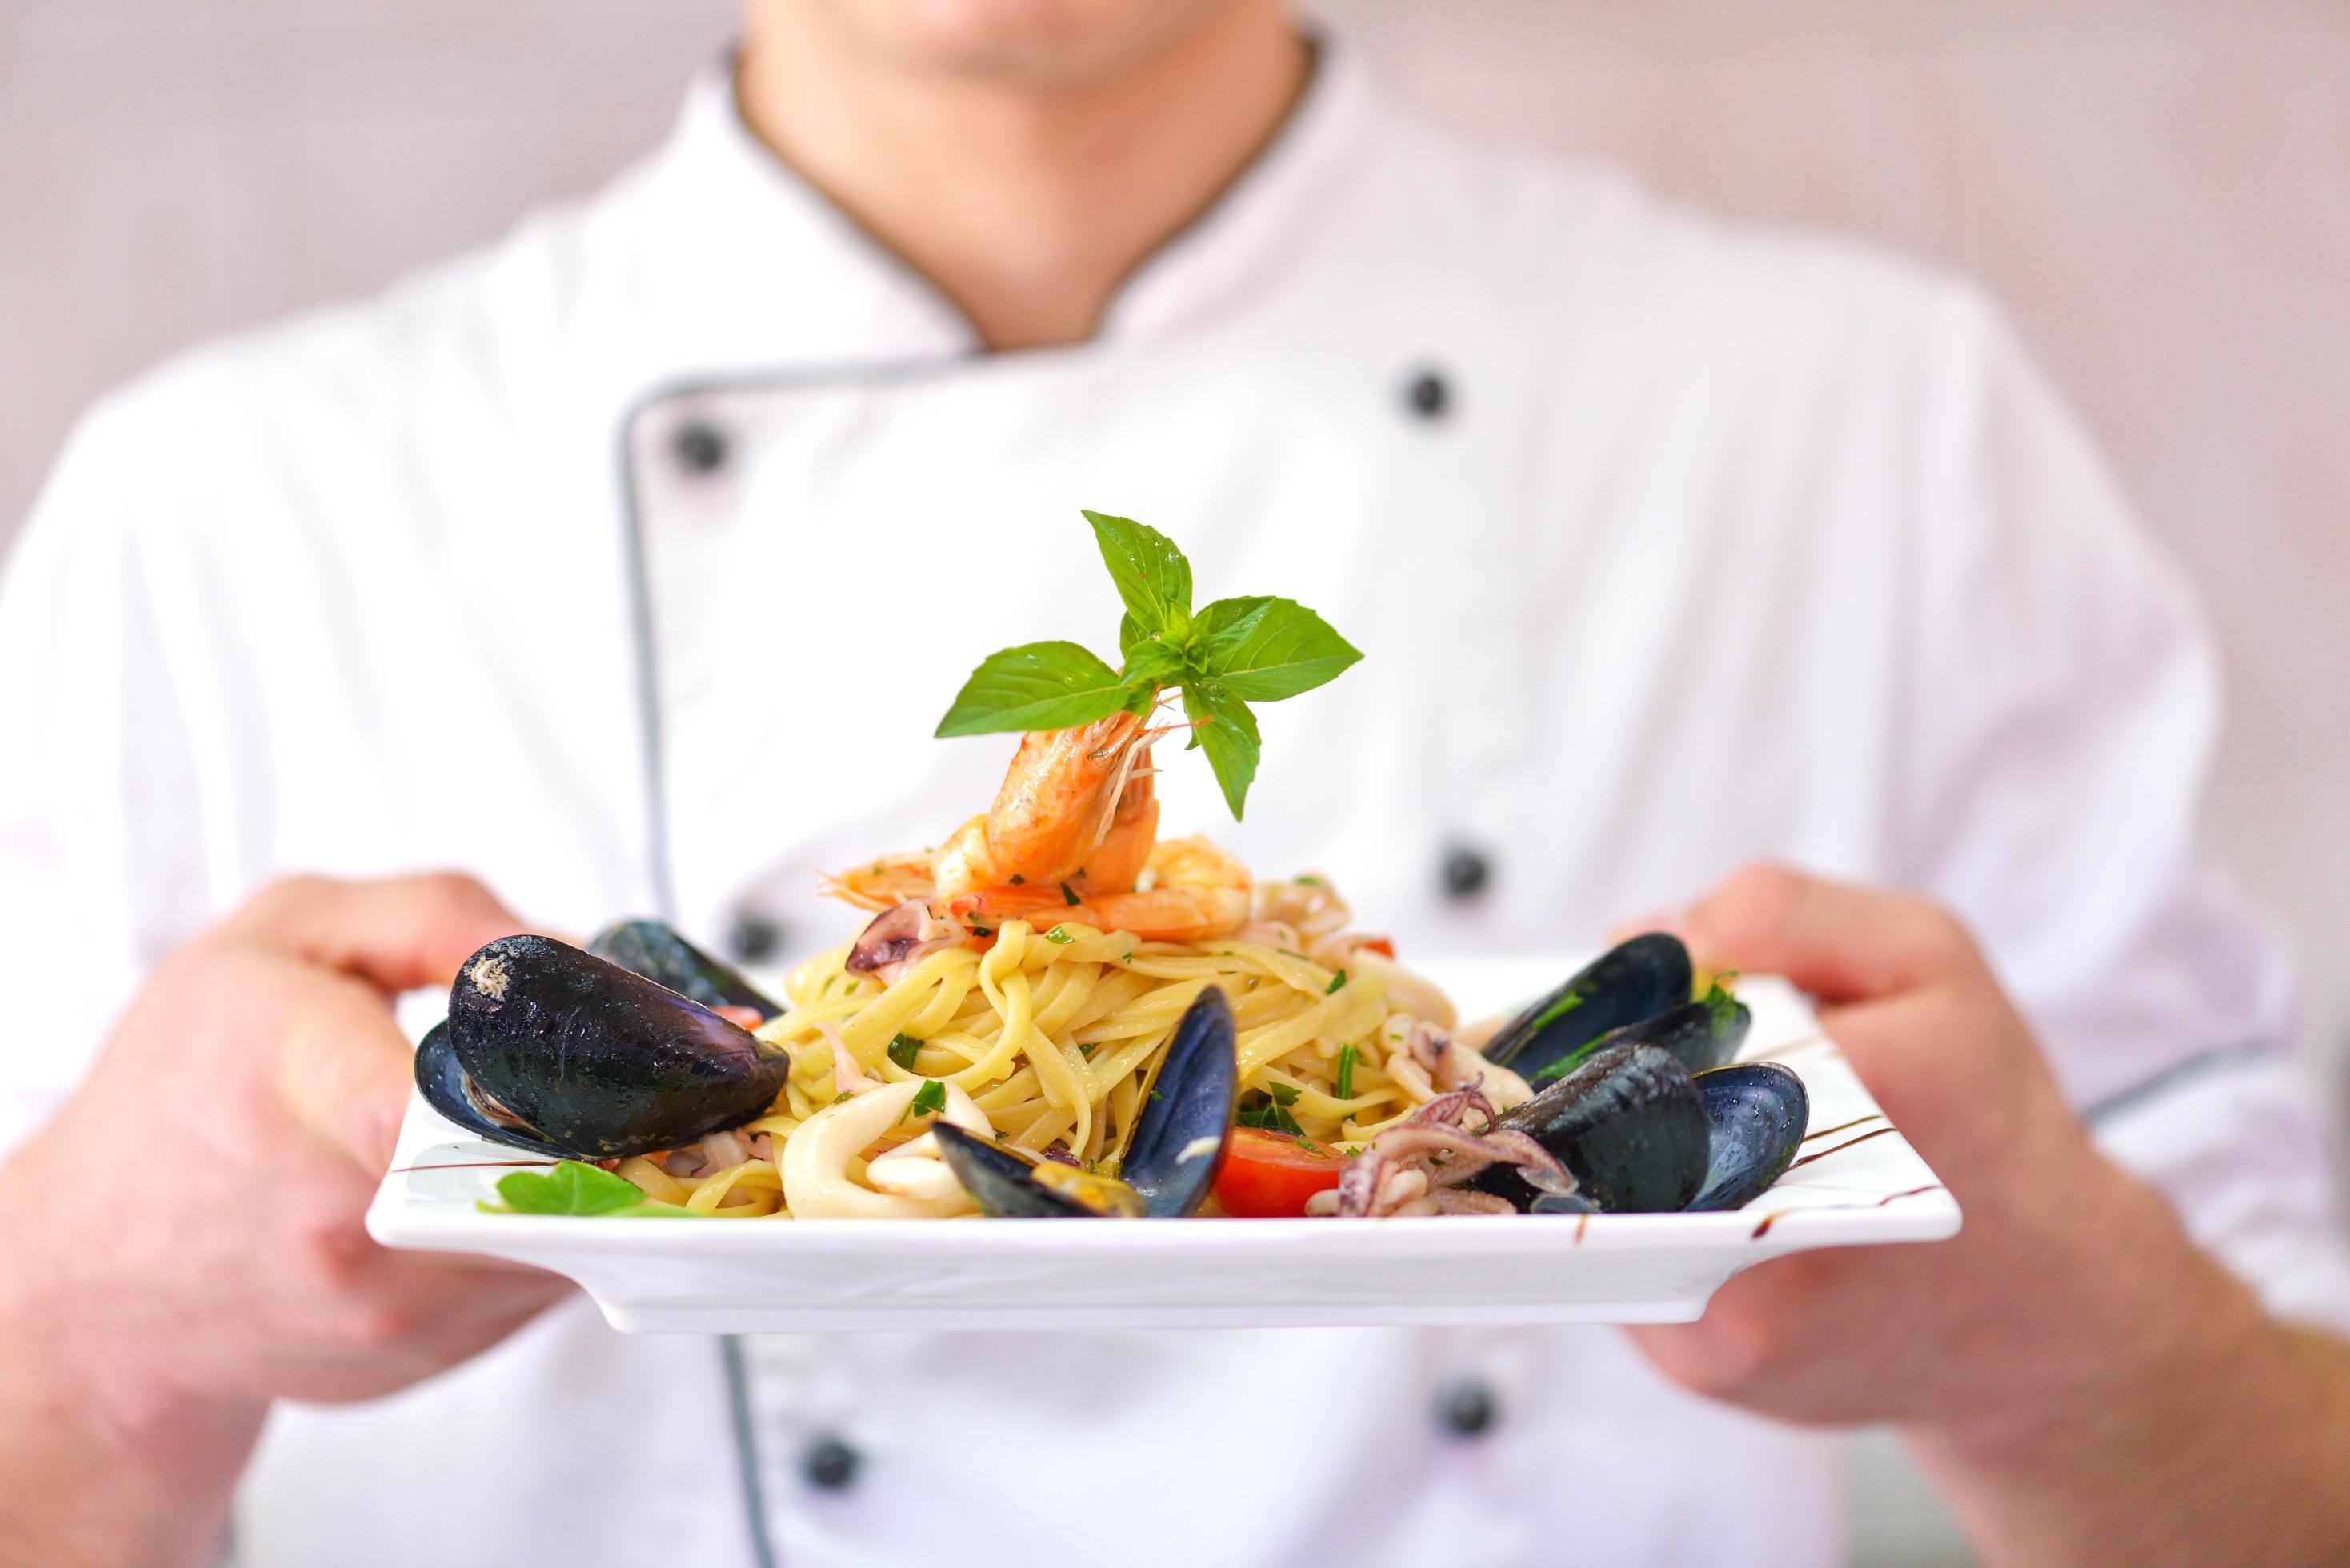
780 0 1255 82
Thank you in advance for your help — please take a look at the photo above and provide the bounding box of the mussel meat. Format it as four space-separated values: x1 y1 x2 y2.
586 918 780 1017
931 986 1239 1218
932 1125 1147 1217
1479 933 1695 1083
1687 1062 1811 1212
422 934 791 1160
1474 1042 1711 1214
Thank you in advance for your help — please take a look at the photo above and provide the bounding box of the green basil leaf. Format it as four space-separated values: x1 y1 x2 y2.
1119 635 1189 696
1180 678 1261 821
494 1161 647 1216
887 1033 923 1071
1193 596 1363 702
935 641 1130 737
1085 511 1192 640
903 1078 948 1123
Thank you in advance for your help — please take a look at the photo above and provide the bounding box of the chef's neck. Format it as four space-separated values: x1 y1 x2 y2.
737 2 1310 350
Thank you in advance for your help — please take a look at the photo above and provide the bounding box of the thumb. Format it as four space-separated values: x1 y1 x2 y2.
1669 864 1980 1006
274 966 434 1173
230 872 522 1171
227 871 523 994
1673 867 2046 1183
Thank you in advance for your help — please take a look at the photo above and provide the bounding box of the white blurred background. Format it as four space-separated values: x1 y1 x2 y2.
5 2 2345 1560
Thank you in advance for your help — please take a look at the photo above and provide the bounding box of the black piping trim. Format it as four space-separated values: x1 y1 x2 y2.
611 351 998 926
2082 1038 2288 1129
617 384 800 1568
722 1335 779 1568
615 406 679 925
619 354 990 434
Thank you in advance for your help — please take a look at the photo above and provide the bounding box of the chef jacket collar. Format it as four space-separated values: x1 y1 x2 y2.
624 34 1375 370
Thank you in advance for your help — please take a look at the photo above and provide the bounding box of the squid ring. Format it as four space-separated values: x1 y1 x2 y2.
781 1078 993 1219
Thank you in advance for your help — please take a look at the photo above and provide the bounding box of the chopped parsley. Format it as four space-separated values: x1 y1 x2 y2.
1335 1042 1359 1100
1237 1086 1304 1136
1009 874 1026 886
1325 969 1347 994
887 1032 923 1071
901 1079 949 1123
1060 882 1081 906
1044 925 1075 945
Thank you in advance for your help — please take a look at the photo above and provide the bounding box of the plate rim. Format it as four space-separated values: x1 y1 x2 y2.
368 959 1960 1269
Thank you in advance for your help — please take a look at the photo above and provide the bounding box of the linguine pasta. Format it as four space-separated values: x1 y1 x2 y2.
611 876 1531 1218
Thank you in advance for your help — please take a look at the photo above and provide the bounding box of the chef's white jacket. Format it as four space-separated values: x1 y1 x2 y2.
2 39 2344 1568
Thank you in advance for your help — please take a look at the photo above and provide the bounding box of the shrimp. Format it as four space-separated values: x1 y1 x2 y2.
824 710 1155 914
935 710 1157 897
825 850 939 914
948 834 1251 946
835 704 1252 961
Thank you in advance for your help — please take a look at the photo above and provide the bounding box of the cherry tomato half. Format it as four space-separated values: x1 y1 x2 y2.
1213 1126 1349 1218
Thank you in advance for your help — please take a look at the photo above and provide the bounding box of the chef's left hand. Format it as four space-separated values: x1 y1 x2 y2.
1627 866 2350 1566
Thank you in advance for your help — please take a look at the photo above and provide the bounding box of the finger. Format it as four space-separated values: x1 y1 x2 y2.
277 968 432 1171
1606 909 1680 946
1669 864 1978 1005
229 871 522 994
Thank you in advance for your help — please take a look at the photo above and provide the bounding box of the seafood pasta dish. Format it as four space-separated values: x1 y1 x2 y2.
421 514 1809 1222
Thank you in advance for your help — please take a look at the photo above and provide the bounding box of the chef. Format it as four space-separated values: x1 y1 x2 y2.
2 2 2348 1563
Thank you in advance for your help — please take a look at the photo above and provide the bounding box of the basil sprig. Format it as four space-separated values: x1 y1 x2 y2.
934 512 1362 818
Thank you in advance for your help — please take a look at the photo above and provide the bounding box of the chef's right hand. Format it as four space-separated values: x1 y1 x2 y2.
0 873 572 1568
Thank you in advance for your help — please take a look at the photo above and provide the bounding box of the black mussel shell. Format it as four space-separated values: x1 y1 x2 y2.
1529 985 1752 1088
1481 934 1695 1083
587 918 780 1017
414 1022 574 1159
1687 1062 1811 1212
933 1124 1145 1218
1475 1042 1709 1214
446 934 790 1161
1119 986 1237 1218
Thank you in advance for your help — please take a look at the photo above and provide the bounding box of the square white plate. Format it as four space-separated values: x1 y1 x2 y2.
368 956 1958 1331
